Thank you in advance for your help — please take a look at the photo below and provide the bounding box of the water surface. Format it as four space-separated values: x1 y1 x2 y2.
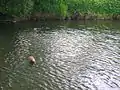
0 21 120 90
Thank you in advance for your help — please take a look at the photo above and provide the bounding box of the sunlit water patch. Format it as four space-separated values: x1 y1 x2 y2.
0 22 120 90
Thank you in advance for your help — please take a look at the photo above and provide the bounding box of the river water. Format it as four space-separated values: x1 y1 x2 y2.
0 21 120 90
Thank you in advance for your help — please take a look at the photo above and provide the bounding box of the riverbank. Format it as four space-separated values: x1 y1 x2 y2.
1 13 120 23
1 0 120 22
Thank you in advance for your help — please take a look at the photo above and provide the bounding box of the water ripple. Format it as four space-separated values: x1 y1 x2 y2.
0 24 120 90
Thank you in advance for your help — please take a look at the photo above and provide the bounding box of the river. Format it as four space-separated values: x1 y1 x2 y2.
0 20 120 90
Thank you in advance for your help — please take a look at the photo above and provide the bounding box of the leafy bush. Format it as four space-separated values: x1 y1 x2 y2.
0 0 120 18
0 0 34 17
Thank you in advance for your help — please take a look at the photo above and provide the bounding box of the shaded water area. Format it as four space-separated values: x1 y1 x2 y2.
0 20 120 90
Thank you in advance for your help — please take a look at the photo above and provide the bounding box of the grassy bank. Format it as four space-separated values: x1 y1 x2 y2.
0 0 120 21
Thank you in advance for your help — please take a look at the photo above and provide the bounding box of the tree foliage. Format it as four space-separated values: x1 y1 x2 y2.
0 0 120 17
